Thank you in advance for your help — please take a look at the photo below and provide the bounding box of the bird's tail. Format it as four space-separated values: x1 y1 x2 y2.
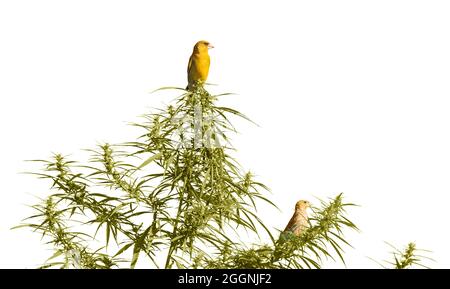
186 80 204 91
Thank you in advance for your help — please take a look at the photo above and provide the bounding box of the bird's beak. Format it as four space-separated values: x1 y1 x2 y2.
208 44 214 49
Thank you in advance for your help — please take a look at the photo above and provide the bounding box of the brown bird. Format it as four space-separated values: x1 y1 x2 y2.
283 200 311 236
186 40 214 90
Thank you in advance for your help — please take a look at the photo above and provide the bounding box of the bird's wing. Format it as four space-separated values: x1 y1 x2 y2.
187 54 194 84
283 214 297 232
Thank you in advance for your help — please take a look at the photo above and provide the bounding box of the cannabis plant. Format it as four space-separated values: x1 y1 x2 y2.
380 242 433 269
16 84 360 268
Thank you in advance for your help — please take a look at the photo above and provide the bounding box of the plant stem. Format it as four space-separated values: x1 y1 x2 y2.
164 189 185 268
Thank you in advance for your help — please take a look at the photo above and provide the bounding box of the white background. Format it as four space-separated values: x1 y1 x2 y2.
1 0 449 268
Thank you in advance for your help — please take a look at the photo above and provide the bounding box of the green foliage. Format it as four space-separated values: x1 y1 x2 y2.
201 194 358 269
386 242 433 269
16 85 359 268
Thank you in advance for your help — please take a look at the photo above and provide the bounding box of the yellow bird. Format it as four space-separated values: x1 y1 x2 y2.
186 40 214 90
